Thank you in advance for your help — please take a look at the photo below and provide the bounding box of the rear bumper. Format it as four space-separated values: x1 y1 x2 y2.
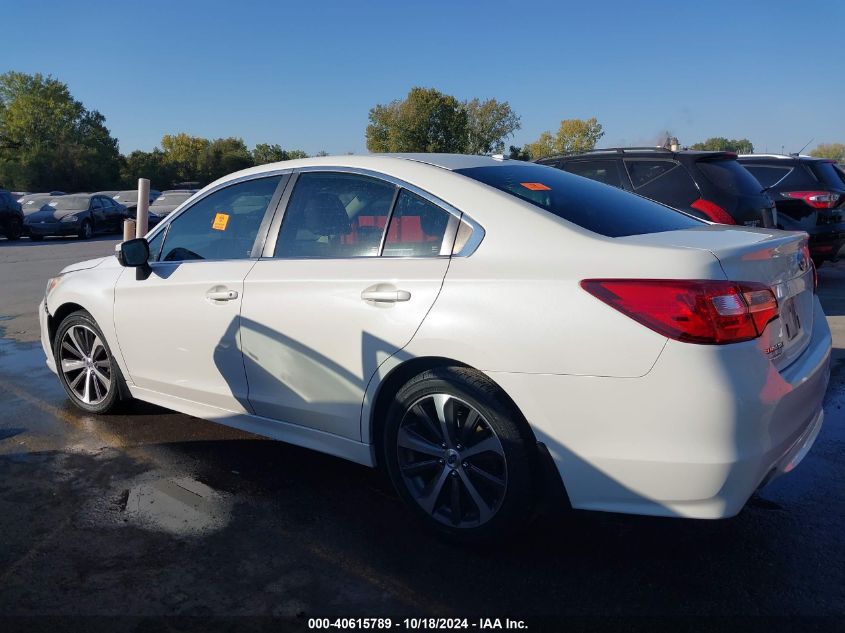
488 297 832 519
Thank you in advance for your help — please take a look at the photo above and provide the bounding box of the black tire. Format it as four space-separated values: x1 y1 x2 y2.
53 310 126 414
4 217 22 240
384 366 536 543
78 219 94 240
812 257 824 270
29 234 44 242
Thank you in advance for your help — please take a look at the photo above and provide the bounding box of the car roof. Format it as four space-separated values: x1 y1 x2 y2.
538 147 736 163
737 153 831 163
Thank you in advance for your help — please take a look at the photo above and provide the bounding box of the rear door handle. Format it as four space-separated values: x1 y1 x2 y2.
206 289 239 301
361 288 411 303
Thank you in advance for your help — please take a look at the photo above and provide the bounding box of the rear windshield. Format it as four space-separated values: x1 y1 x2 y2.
810 161 845 189
49 196 90 210
454 164 703 237
696 159 763 196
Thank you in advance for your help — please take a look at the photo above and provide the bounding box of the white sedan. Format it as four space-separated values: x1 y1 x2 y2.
39 154 831 540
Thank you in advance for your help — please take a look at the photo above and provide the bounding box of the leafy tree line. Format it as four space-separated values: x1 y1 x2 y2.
0 72 310 192
3 72 841 193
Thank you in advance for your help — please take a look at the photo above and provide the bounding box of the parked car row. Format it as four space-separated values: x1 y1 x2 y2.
536 149 845 266
0 189 198 240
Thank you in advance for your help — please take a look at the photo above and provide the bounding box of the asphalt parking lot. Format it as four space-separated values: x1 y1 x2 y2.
0 236 843 628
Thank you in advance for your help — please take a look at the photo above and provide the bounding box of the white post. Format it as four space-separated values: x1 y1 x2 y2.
123 219 136 242
136 178 150 238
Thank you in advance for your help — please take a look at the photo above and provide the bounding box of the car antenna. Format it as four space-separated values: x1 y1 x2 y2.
793 137 814 156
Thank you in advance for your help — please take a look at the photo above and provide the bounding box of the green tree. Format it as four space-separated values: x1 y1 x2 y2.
507 145 531 161
0 71 121 191
160 133 211 183
204 137 253 182
120 149 176 190
463 98 521 154
366 87 468 153
810 142 845 162
252 143 309 164
524 118 605 160
689 137 754 154
366 88 521 155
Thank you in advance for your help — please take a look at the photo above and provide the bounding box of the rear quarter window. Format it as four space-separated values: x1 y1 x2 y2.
454 164 703 238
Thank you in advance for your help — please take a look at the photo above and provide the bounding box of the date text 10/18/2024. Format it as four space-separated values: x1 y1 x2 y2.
308 618 529 630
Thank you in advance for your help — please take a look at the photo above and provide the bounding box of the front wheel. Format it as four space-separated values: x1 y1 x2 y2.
78 219 93 240
384 367 536 542
54 310 126 414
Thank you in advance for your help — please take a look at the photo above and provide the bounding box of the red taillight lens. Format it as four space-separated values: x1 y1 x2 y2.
580 279 779 344
783 190 840 209
690 198 737 224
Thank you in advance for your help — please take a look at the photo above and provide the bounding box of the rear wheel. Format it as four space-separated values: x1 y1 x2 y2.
54 311 125 414
78 219 93 240
384 367 536 542
4 217 22 240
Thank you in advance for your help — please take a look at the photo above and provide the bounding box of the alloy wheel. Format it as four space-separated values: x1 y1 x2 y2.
59 324 112 405
396 393 507 528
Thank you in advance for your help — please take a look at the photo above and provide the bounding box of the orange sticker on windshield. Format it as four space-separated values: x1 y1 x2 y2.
520 182 551 191
212 213 229 231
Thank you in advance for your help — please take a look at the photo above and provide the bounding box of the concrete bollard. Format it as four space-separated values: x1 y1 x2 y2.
123 219 136 242
136 178 150 238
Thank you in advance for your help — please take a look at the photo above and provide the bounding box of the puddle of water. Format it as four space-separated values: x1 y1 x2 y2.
122 476 232 536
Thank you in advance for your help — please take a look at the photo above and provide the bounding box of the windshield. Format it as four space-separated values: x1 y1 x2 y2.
48 196 90 211
114 191 139 203
696 159 763 196
454 164 703 237
19 194 49 204
151 192 192 207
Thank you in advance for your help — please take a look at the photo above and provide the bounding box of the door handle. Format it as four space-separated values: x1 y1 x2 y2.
361 288 411 303
206 289 239 301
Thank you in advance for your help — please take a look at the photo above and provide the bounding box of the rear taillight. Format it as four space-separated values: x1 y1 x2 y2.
690 198 737 224
783 190 841 209
581 279 779 345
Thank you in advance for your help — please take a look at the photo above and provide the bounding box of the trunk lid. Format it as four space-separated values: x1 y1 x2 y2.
618 225 814 369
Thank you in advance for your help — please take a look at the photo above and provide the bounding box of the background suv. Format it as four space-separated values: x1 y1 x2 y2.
738 154 845 266
0 189 24 240
537 148 775 228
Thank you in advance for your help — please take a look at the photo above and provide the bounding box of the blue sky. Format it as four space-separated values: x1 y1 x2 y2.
5 0 844 155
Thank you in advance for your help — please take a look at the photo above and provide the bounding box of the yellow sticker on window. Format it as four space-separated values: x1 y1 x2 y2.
212 213 229 231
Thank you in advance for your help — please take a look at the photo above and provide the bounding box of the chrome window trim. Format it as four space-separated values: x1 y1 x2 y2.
261 166 485 259
145 170 292 264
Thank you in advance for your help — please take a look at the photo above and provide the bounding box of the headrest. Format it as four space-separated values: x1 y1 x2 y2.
302 192 350 236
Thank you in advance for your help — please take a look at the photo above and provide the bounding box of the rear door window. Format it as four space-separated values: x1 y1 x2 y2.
382 190 453 257
741 165 793 188
562 160 623 188
275 172 397 258
455 164 703 238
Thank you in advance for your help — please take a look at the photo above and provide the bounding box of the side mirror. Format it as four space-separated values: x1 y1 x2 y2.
117 238 149 267
116 238 152 280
